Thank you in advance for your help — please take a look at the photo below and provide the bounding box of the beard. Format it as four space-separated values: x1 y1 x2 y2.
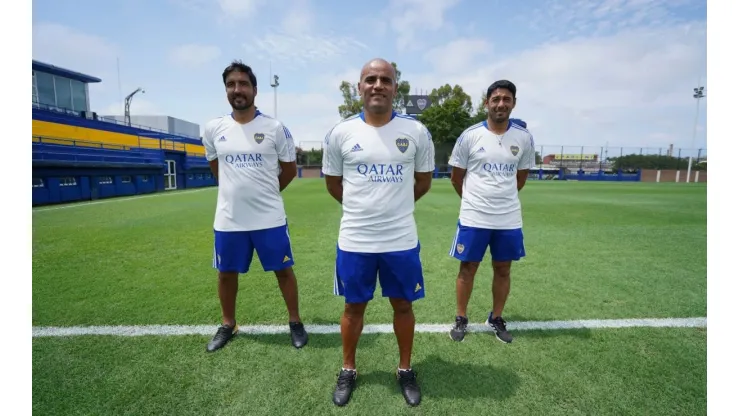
490 108 510 123
230 94 254 111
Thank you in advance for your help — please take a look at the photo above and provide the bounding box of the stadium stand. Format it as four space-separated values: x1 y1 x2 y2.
32 60 215 206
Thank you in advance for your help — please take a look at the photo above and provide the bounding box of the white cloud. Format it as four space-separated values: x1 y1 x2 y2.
218 0 263 17
280 0 314 34
525 0 702 40
387 0 461 51
406 20 707 149
243 32 368 68
168 44 221 67
172 0 265 21
423 38 491 74
32 22 119 77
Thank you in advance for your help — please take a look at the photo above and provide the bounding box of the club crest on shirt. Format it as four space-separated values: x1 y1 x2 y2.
510 145 520 156
395 138 409 153
254 133 265 144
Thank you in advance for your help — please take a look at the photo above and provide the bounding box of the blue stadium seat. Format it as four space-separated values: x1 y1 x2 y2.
32 142 164 166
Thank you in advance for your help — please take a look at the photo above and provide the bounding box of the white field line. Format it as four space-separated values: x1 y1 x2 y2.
31 317 706 338
32 187 215 212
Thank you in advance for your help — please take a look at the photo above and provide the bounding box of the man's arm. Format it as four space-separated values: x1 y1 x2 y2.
209 160 219 181
516 170 528 191
275 123 298 191
321 127 344 204
324 175 343 204
450 167 467 198
448 132 470 199
202 123 219 182
516 133 536 191
413 125 436 201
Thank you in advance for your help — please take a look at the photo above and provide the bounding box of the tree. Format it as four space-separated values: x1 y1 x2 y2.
471 92 488 124
418 83 477 146
337 62 411 119
609 154 705 171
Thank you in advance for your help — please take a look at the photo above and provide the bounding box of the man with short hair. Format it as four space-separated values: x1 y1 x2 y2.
447 79 535 344
201 60 308 353
322 58 435 407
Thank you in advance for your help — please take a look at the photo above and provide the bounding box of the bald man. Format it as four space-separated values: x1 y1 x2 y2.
322 58 435 407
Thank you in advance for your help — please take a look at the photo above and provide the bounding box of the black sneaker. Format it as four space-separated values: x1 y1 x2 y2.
289 321 308 349
206 324 238 352
486 313 513 343
449 315 469 342
332 369 357 406
398 369 421 406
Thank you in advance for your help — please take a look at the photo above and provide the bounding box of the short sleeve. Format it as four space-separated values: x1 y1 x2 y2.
321 126 343 176
448 131 471 169
518 133 536 170
414 123 435 172
202 121 218 162
275 123 296 163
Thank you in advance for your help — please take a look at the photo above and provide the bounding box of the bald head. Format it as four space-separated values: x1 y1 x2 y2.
358 57 398 115
360 58 396 84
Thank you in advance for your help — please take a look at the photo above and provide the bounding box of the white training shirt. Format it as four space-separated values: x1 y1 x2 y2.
322 112 436 253
202 110 296 232
448 120 535 230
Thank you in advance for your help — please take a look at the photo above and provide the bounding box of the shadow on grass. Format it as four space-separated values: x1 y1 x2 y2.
244 332 383 350
357 354 520 401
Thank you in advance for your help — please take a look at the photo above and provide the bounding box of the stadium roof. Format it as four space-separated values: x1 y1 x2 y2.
32 60 102 84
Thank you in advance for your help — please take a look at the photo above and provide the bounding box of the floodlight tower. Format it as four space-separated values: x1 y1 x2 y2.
686 84 705 182
270 62 279 118
124 87 145 126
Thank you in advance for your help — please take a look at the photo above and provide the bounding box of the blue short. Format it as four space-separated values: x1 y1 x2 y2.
213 222 294 273
333 243 425 304
449 221 525 263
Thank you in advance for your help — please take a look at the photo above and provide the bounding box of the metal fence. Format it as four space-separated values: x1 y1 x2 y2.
297 141 707 172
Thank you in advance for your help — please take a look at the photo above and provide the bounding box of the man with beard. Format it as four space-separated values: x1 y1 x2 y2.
446 80 536 344
201 60 308 352
321 58 435 407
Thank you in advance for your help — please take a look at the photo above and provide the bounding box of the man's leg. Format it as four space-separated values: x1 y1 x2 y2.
341 302 369 370
275 267 301 323
332 247 377 407
448 222 492 342
252 222 307 348
218 272 239 327
379 243 424 407
207 230 253 352
485 228 526 344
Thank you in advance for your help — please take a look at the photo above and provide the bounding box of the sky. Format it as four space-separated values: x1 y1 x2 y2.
31 0 707 156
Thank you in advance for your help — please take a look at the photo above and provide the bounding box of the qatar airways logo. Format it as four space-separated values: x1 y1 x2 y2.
481 162 517 177
225 153 264 168
357 163 404 183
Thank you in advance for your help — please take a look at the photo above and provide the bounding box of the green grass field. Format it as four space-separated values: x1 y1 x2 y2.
32 179 707 415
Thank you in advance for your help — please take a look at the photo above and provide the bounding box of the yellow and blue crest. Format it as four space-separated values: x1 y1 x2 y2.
510 145 520 156
395 137 410 153
254 133 265 144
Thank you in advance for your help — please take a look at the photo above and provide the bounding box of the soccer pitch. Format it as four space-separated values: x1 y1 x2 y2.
32 179 707 415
